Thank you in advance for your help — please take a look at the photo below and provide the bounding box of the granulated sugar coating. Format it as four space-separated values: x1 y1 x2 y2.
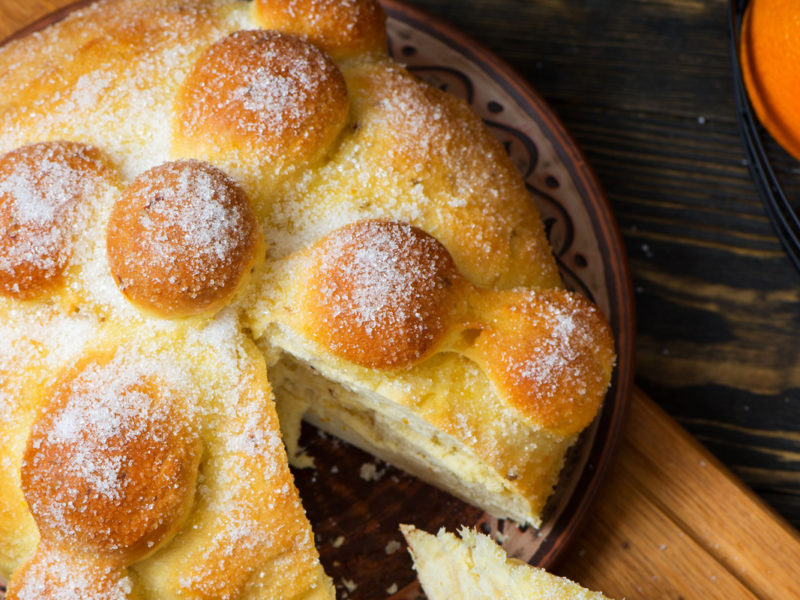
0 142 111 299
22 348 200 553
304 220 460 368
472 290 615 434
173 28 349 187
253 0 387 59
106 160 259 316
10 550 133 600
295 220 612 435
0 0 615 597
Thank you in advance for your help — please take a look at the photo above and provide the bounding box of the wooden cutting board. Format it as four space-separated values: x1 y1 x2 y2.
1 3 800 600
557 388 800 599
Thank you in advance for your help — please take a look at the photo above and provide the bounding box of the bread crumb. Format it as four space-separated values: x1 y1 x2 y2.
359 461 385 481
385 540 401 555
342 578 357 593
332 535 345 548
386 583 398 594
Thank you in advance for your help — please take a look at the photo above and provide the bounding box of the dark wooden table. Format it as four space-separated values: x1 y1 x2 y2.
407 0 800 530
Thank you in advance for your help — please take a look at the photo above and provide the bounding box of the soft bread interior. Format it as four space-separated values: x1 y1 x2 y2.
401 525 612 599
265 326 577 528
270 355 531 523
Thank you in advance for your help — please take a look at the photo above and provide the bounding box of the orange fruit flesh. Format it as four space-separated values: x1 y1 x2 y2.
740 0 800 161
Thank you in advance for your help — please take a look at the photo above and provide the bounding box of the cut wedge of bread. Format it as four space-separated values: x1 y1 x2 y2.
401 525 612 599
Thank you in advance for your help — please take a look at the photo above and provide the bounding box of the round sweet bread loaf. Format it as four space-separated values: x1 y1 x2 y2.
0 0 615 596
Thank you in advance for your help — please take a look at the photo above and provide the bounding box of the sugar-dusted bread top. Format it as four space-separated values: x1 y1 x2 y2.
106 159 261 317
0 141 117 299
0 0 615 595
289 219 614 434
2 315 334 599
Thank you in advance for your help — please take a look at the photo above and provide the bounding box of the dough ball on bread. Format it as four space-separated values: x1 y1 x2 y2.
21 350 201 562
172 29 349 190
106 160 260 317
302 220 463 369
470 289 615 435
0 141 115 299
6 549 136 600
254 0 387 59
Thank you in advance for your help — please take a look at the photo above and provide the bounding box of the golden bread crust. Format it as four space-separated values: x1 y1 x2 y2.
172 29 350 192
3 325 334 599
267 217 612 521
302 219 463 369
9 348 200 599
0 0 615 593
293 219 613 435
467 288 615 435
0 142 116 299
106 159 260 317
0 0 233 179
342 64 563 289
7 549 136 600
21 351 200 559
254 0 387 59
129 330 332 600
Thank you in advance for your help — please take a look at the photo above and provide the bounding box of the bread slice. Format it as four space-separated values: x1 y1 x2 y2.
0 0 614 595
401 525 612 599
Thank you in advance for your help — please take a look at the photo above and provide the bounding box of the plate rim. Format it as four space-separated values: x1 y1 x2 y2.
380 0 636 569
0 0 636 585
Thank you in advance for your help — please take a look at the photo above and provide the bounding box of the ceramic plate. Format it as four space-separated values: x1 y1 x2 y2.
0 2 634 598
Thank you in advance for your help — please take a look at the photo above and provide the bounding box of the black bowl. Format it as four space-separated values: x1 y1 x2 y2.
730 0 800 273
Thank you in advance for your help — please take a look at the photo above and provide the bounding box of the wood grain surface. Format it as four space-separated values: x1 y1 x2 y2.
559 388 800 599
2 0 800 598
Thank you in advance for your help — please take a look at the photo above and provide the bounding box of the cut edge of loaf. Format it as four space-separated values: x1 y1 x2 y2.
400 524 613 600
269 352 548 528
